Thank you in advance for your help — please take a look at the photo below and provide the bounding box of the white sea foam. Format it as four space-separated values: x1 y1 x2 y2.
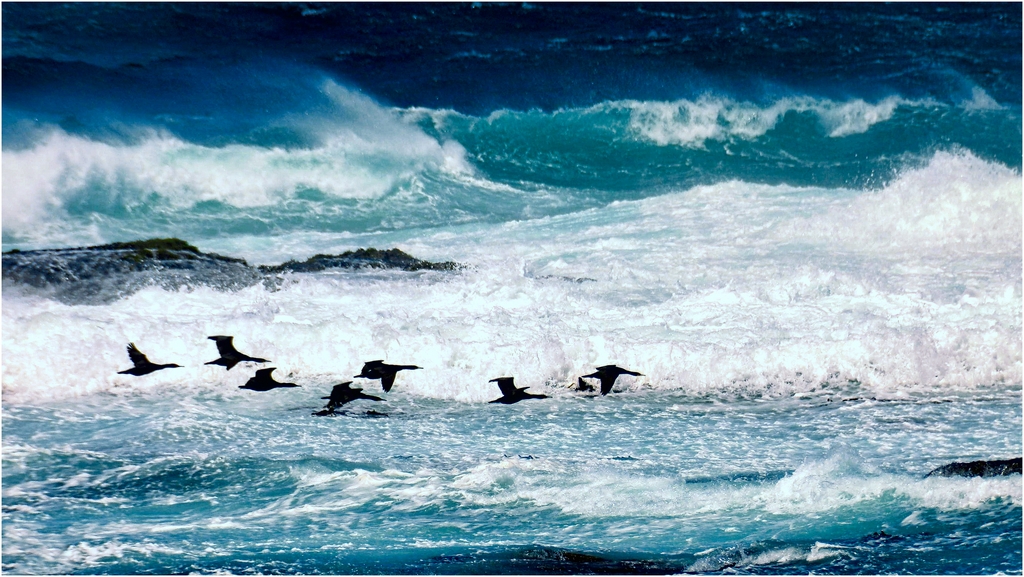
516 457 1020 520
623 94 927 147
1 81 469 239
780 149 1022 254
961 86 1004 112
3 150 1018 403
1 520 184 574
267 454 1021 524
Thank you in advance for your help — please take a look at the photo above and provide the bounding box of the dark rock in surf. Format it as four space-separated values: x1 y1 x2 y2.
2 238 462 305
571 376 596 393
260 248 461 274
2 238 258 304
925 457 1022 478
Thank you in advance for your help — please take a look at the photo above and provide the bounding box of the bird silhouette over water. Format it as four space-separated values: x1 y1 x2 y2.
489 377 549 404
205 335 269 370
117 343 181 376
580 365 643 395
313 381 384 415
239 368 298 391
355 360 421 392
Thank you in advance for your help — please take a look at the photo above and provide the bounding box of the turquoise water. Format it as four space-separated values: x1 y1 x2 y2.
3 3 1021 574
4 389 1021 574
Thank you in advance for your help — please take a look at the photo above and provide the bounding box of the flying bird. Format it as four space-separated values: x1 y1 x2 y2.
314 381 384 415
354 360 421 392
205 335 269 370
580 365 643 395
239 368 299 391
117 343 182 376
489 377 549 404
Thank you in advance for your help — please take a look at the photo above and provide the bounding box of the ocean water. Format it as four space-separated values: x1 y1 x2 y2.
2 3 1022 574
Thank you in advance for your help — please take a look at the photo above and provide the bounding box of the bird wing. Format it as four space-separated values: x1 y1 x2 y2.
357 361 385 378
599 375 617 395
126 343 149 367
255 368 276 378
381 372 396 392
495 378 517 397
211 336 239 357
328 382 355 400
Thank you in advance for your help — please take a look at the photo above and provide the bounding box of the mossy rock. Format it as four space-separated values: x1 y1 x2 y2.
261 247 461 273
92 238 201 254
80 238 242 265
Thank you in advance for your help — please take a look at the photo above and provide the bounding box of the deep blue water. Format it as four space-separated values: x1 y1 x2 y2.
2 3 1021 574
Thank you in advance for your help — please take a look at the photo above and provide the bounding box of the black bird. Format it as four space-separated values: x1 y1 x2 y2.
117 343 182 376
354 360 421 392
580 365 643 395
239 368 298 391
318 381 384 413
205 335 269 370
489 377 549 404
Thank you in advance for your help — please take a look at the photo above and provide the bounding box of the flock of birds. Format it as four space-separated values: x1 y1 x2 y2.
116 336 1023 478
118 336 643 414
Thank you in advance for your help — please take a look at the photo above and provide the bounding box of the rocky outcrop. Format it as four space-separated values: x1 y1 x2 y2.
3 238 460 304
926 457 1022 478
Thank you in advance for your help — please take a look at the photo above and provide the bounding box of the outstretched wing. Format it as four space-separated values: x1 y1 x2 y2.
380 372 396 392
209 336 238 357
126 343 149 367
599 375 617 395
327 382 354 400
494 378 517 397
255 368 276 378
357 360 385 379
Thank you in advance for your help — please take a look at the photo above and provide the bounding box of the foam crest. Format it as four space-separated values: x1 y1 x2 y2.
625 95 921 147
1 83 470 238
436 455 1020 521
780 150 1022 254
961 86 1004 112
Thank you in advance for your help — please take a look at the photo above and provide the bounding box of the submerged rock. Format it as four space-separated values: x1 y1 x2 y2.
3 238 461 305
925 457 1022 478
